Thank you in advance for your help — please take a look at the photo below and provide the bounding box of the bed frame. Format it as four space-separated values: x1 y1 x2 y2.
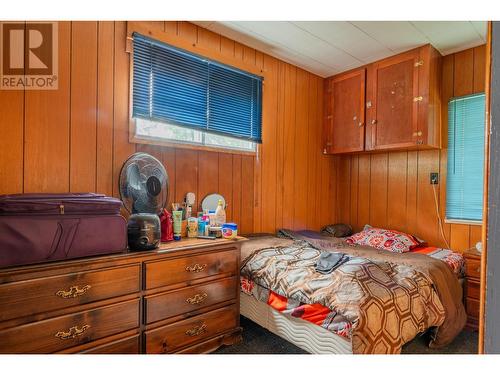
240 292 352 354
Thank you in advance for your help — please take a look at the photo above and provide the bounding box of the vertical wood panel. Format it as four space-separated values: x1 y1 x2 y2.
162 148 176 210
261 56 279 232
282 64 297 229
197 151 219 207
0 86 24 194
405 151 418 235
369 154 388 228
24 21 71 193
232 155 242 230
306 76 320 230
357 154 371 230
70 21 98 192
416 150 440 244
174 149 198 206
349 155 359 230
96 21 115 196
454 49 474 96
112 21 135 198
292 69 309 229
473 45 486 93
336 156 351 224
218 153 233 221
240 155 254 234
387 152 408 232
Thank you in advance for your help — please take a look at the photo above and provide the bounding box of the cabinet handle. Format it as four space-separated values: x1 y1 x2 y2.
55 324 90 340
416 140 423 145
186 293 208 305
412 131 423 137
371 119 377 125
185 263 207 273
56 285 91 299
358 122 364 127
185 323 207 337
413 96 423 102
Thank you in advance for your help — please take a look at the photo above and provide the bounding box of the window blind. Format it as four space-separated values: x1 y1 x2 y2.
132 33 263 143
446 93 486 222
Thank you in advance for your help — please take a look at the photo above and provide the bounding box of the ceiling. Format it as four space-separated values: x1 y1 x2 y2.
193 21 487 77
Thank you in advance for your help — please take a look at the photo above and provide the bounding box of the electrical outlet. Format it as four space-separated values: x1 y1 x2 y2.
430 172 439 185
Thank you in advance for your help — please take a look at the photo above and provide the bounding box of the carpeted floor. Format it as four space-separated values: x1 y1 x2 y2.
215 316 478 354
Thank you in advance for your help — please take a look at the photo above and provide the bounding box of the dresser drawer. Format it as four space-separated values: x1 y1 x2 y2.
0 265 140 322
465 258 481 279
145 277 237 324
466 279 480 300
0 298 140 353
466 297 480 319
145 249 237 290
79 335 140 354
145 304 238 353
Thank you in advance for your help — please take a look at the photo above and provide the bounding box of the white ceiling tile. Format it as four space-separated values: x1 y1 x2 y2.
411 21 485 55
351 21 429 53
222 21 359 70
192 21 488 77
292 21 391 62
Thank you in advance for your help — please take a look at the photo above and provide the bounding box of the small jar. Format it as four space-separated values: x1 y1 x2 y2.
221 223 238 240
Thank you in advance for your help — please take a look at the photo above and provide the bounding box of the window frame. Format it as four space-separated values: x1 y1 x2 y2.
126 23 265 155
444 93 486 226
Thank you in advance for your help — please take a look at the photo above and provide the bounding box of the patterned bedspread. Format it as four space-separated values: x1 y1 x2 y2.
240 235 466 354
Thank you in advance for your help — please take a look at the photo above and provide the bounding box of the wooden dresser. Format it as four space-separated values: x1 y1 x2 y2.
0 238 244 354
463 248 481 330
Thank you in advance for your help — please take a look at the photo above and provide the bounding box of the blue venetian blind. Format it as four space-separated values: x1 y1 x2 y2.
132 33 263 143
446 93 486 222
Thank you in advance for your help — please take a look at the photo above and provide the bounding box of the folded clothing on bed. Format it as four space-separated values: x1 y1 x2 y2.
314 252 350 274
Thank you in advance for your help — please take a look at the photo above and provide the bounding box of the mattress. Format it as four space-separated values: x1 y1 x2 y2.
240 292 352 354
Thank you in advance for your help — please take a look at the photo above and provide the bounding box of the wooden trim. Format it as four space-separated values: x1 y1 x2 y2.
126 21 266 78
444 218 483 226
479 21 492 355
130 133 257 156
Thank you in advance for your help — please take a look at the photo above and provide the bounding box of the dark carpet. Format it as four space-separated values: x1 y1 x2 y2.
215 316 478 354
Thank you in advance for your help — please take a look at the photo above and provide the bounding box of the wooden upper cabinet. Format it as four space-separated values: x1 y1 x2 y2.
324 44 441 154
324 68 366 154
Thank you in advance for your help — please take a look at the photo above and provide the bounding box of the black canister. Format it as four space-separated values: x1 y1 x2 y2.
127 213 161 251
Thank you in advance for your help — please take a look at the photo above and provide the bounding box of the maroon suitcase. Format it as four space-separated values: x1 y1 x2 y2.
0 193 127 268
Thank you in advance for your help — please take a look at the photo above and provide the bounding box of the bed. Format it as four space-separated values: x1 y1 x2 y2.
239 229 467 354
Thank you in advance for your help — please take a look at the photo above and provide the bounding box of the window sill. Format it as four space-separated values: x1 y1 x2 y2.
130 133 258 156
444 218 483 226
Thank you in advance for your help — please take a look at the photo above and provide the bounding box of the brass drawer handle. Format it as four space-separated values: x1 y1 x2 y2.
185 263 207 273
55 324 90 340
186 293 208 305
185 323 207 337
56 285 91 299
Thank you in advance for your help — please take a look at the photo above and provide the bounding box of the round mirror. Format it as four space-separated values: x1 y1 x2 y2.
201 193 225 212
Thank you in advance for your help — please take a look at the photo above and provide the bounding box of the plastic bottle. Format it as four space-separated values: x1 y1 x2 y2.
215 199 226 226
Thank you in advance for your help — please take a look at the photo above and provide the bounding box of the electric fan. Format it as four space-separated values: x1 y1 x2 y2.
119 152 169 250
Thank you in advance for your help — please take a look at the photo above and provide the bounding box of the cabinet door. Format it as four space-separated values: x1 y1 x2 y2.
325 69 366 154
369 49 420 150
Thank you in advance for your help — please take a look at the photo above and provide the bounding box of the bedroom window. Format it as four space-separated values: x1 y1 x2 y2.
131 33 263 153
446 93 486 224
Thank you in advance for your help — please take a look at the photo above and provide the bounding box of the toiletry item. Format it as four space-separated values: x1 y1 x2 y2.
198 217 206 236
186 204 192 219
209 226 222 238
209 210 216 226
172 210 182 241
187 217 198 238
222 223 238 240
215 199 226 226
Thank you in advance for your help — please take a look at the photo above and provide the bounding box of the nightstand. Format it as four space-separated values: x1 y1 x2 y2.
463 248 481 330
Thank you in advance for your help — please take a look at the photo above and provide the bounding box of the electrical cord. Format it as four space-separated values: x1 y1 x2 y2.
432 183 451 249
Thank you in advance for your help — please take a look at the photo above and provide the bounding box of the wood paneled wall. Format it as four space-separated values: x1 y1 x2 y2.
0 21 336 234
336 45 486 251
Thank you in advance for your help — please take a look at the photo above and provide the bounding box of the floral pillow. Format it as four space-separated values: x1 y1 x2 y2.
345 225 423 253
